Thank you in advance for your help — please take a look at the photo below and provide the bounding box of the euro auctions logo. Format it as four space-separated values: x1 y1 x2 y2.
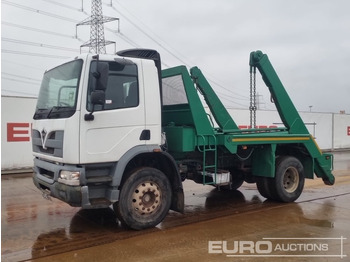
208 237 347 258
209 240 273 254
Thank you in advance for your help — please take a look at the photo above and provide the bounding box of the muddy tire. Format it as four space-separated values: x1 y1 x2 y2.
257 156 304 202
272 156 305 202
230 177 244 190
114 167 172 230
256 176 274 199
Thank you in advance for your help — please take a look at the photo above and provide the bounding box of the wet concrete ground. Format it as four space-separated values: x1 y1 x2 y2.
2 151 349 261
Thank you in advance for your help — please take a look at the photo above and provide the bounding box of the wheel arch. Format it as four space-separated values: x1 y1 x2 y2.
276 144 314 179
112 145 184 213
251 144 313 179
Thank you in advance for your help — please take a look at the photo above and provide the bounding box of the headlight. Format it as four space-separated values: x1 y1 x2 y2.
58 170 80 186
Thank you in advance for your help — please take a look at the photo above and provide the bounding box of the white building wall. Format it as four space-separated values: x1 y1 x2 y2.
299 112 333 149
1 96 350 171
333 114 350 149
1 96 36 171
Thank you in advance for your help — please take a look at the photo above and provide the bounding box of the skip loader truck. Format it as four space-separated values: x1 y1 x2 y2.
32 49 335 230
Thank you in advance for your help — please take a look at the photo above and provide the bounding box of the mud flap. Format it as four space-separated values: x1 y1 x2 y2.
171 187 185 213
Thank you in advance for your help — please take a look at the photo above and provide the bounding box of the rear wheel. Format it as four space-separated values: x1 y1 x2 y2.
257 156 304 202
114 167 172 230
274 156 304 202
256 176 274 199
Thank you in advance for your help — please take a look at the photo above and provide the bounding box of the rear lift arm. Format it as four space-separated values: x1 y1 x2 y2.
249 51 309 134
249 51 334 185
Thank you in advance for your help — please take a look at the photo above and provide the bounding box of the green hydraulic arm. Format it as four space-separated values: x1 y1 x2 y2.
249 51 309 134
190 66 239 132
249 50 334 185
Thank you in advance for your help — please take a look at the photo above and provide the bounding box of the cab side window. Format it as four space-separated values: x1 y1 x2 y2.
87 61 138 111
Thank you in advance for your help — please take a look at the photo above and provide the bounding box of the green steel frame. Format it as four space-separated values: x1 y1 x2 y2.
161 51 334 186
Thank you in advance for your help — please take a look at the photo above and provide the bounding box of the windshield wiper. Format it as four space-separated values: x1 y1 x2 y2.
46 106 58 119
47 106 72 119
33 108 47 119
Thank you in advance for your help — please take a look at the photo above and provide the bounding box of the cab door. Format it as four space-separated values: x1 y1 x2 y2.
79 59 146 164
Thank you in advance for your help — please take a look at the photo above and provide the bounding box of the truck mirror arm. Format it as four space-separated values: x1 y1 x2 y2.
85 90 106 121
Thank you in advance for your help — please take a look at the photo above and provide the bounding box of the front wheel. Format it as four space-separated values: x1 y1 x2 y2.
114 167 172 230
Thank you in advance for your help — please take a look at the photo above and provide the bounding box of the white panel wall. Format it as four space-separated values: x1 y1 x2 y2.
333 114 350 149
1 96 36 171
299 112 333 149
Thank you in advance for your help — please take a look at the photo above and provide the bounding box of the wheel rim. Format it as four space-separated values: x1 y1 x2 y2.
132 181 161 215
283 167 299 193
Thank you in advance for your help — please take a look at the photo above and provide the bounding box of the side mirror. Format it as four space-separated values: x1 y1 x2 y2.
85 61 109 121
90 90 105 105
85 90 106 121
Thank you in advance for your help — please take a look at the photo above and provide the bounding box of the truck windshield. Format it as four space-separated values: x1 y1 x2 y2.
34 59 83 119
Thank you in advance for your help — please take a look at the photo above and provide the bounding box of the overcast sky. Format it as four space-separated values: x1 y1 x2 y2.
1 0 350 113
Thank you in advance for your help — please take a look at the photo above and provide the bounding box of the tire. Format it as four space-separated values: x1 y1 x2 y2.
271 156 304 202
256 156 304 202
230 177 244 190
114 167 172 230
256 176 274 199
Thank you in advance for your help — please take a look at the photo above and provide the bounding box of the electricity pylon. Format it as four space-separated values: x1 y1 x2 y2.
76 0 118 54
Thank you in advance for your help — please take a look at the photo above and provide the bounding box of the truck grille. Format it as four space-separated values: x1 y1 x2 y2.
32 130 64 157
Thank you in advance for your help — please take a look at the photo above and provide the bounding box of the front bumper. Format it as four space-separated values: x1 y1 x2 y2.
33 174 82 207
33 158 89 207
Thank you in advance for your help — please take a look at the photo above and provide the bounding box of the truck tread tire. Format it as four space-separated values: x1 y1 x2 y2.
114 167 172 230
271 156 304 202
256 176 274 199
256 156 304 202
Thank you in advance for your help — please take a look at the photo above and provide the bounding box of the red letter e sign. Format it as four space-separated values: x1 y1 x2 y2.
7 123 30 142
